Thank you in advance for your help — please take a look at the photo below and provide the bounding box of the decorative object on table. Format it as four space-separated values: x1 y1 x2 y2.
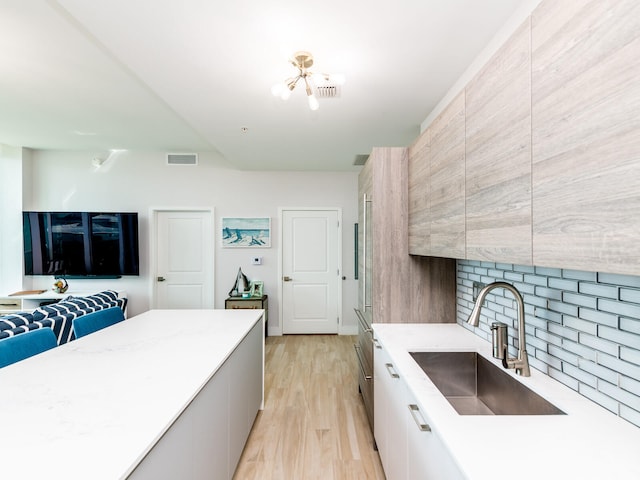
52 278 68 294
249 281 264 298
222 217 271 248
228 267 251 297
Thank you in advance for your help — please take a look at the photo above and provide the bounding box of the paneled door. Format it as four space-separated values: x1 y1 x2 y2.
153 210 214 309
281 209 341 334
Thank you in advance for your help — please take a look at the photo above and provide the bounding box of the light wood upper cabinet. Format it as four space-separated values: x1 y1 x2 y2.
406 0 639 275
465 19 532 265
408 92 465 260
531 0 640 275
430 91 466 259
408 129 430 256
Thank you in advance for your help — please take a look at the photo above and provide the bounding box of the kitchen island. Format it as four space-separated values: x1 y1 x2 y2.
0 309 264 480
373 323 640 479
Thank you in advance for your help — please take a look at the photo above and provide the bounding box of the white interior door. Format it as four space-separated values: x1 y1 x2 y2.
154 210 213 309
282 209 341 334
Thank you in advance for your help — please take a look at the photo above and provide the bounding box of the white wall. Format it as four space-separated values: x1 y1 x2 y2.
15 149 359 334
0 145 29 294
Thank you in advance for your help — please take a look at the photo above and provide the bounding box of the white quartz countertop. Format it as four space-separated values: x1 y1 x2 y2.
373 323 640 480
0 309 264 480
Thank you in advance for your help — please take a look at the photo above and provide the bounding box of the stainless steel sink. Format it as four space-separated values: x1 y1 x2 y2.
409 351 565 415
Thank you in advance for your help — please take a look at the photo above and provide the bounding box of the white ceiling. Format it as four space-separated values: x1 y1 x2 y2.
0 0 527 171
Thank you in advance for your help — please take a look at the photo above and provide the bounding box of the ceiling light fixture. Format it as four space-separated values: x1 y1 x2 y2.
271 51 344 111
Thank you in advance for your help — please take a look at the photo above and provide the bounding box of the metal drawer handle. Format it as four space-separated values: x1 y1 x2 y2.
385 362 400 379
354 309 372 333
354 344 373 380
372 338 382 349
408 404 431 432
362 193 372 310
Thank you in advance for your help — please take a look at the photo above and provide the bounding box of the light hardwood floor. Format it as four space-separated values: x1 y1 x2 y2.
233 335 386 480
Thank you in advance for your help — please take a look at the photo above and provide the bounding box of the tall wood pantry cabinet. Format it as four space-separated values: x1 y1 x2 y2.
355 147 456 435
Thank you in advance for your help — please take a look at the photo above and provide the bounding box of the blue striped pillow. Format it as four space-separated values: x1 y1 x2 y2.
0 313 34 329
34 302 79 318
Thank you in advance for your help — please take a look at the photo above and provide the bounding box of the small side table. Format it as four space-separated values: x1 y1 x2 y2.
225 294 268 337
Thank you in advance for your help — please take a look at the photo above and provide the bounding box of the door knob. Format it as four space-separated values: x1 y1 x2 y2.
157 276 166 282
283 276 293 282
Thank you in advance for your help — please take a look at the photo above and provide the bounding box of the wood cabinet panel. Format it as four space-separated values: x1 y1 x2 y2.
465 20 532 265
371 148 412 323
430 91 466 258
358 148 456 324
531 0 640 275
408 129 430 256
409 255 456 323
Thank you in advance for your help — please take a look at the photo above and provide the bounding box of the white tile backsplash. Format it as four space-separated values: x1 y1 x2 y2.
457 260 640 427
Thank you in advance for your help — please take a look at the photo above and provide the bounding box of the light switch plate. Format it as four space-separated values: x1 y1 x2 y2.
252 256 263 265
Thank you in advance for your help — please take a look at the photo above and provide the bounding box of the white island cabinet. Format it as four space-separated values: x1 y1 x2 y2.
0 309 264 480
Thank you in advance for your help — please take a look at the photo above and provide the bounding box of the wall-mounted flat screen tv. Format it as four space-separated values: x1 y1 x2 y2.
23 211 139 277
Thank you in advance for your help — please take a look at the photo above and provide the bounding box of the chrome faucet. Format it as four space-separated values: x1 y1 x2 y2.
467 282 531 377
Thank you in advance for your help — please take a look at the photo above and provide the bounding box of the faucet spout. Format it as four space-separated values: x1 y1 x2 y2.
466 282 530 377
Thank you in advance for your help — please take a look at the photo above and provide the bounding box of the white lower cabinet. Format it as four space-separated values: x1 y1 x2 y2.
374 341 464 480
405 390 464 479
374 342 407 479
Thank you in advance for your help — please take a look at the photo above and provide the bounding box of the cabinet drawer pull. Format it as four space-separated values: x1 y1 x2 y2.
354 309 372 333
408 404 431 432
354 344 373 380
372 338 382 349
362 193 372 310
385 363 400 379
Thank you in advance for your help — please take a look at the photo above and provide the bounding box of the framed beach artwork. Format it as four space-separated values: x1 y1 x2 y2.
222 217 271 248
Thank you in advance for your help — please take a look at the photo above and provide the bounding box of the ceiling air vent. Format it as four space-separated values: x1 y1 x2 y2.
166 153 198 166
353 154 369 166
317 85 341 98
